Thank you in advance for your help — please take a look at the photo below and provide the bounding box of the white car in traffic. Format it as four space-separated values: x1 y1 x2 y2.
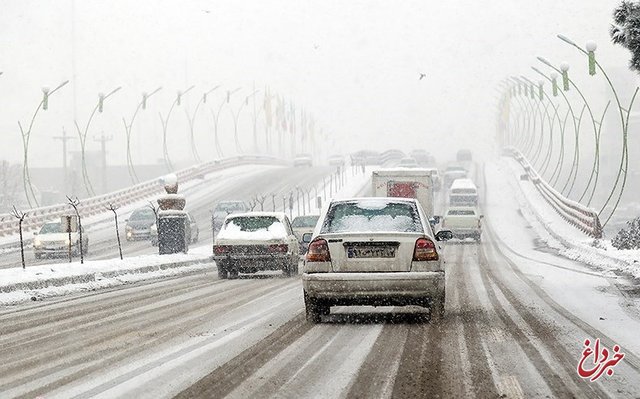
441 206 482 242
213 212 300 279
33 221 89 259
302 197 453 323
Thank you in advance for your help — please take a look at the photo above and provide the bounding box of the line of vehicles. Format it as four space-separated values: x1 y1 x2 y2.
31 149 480 324
209 149 482 323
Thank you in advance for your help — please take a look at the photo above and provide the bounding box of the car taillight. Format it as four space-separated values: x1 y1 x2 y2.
306 238 331 262
413 238 438 261
213 245 231 255
268 244 288 253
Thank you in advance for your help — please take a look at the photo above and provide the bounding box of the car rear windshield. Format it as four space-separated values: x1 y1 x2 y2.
447 209 476 216
292 216 319 228
321 200 423 233
225 216 281 232
451 188 476 194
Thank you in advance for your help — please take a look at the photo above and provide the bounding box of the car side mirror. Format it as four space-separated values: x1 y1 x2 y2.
302 233 312 243
435 230 454 241
480 215 484 219
429 216 441 225
33 232 38 236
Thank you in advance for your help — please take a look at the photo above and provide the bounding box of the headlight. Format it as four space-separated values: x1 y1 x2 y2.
65 238 71 246
34 238 42 248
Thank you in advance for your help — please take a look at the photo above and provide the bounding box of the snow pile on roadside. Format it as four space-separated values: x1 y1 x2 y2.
0 245 214 306
488 159 640 279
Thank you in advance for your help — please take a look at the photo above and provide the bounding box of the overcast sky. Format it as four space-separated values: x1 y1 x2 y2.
0 0 634 167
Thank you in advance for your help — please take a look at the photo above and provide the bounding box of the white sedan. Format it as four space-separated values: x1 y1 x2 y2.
302 197 453 323
212 212 300 279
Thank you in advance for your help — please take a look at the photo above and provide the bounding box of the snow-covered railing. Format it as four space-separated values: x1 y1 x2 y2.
503 146 602 238
0 155 285 237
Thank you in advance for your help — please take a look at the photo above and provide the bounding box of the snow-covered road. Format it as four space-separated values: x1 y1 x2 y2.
1 161 639 398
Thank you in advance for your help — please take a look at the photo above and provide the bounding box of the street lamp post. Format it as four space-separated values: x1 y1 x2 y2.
75 86 122 197
159 85 195 172
18 80 70 208
537 56 610 206
229 90 260 154
557 34 639 227
123 87 162 184
210 87 240 159
186 86 220 163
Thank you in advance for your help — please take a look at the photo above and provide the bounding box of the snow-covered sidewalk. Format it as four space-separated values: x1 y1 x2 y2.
488 158 640 279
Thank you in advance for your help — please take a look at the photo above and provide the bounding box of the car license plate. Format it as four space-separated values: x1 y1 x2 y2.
347 246 396 258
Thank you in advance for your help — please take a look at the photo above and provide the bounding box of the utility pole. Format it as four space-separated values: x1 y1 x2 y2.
53 127 76 195
94 132 113 194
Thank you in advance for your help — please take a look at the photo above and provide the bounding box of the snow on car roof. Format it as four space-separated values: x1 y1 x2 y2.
372 168 436 176
224 211 287 220
450 178 477 189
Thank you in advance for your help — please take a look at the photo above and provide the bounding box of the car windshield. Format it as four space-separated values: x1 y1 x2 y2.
321 200 423 233
292 215 319 228
40 223 61 234
130 209 155 221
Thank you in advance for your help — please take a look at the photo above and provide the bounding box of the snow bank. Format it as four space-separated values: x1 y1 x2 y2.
489 159 640 279
0 246 214 306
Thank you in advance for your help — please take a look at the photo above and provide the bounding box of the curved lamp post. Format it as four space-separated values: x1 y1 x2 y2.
531 63 587 197
537 56 610 206
123 87 162 184
520 76 562 177
19 80 70 207
75 87 122 197
186 86 220 163
558 34 639 227
159 85 195 172
210 87 240 159
229 90 260 154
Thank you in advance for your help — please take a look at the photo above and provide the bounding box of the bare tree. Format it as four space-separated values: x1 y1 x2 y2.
66 196 85 264
255 194 267 211
107 203 123 260
11 206 27 269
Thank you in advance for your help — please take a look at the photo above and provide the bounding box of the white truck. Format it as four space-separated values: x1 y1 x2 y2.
371 168 435 217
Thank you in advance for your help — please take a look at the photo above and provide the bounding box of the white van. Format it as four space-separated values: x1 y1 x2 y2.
372 168 435 217
448 178 478 207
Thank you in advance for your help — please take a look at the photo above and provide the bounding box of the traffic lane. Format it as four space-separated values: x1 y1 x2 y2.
177 244 496 399
0 272 304 398
480 225 640 397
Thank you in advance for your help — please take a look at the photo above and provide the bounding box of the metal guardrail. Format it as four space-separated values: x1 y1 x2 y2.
0 155 286 238
503 147 602 238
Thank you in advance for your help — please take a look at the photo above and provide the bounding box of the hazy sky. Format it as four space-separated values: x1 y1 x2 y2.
0 0 633 167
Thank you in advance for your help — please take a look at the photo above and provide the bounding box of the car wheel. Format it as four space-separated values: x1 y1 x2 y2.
228 269 239 279
217 266 228 279
304 291 327 323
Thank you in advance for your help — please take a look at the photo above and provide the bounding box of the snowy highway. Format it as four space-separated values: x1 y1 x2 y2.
1 162 639 398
